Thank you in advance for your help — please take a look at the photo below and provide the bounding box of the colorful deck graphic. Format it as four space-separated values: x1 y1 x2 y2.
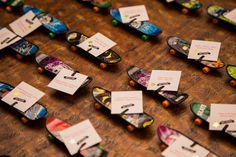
66 31 121 64
110 9 162 36
175 0 202 10
0 82 47 120
127 66 188 104
207 5 236 26
167 36 225 69
92 87 154 129
23 5 68 34
46 117 108 157
10 38 38 56
36 54 92 88
227 65 236 80
157 125 218 157
0 0 24 7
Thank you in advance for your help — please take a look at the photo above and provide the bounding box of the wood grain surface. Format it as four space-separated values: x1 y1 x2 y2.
0 0 236 156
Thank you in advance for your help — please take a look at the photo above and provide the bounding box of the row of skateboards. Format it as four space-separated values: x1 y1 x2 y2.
0 0 236 156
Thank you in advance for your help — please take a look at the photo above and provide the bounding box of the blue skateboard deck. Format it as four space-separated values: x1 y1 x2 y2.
23 5 68 36
110 9 162 37
10 38 38 56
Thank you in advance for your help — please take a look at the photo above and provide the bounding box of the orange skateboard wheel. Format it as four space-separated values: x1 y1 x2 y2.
129 80 136 87
37 67 44 74
202 67 210 74
162 100 170 108
94 102 102 110
194 118 202 126
169 49 177 55
21 117 28 124
127 125 135 132
230 79 236 87
100 63 107 69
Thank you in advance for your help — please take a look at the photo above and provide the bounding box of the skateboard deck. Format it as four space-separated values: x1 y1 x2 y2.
36 53 92 88
127 66 188 105
0 0 24 10
23 5 68 36
80 0 112 9
190 102 236 138
207 5 236 26
0 82 47 121
226 65 236 80
157 125 219 157
92 87 154 129
167 36 225 69
110 9 162 37
66 31 121 65
175 0 202 10
10 38 39 56
46 117 108 157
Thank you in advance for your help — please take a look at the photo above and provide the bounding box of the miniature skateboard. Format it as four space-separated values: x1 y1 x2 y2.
0 0 24 12
46 117 108 157
23 5 68 38
36 53 92 88
92 86 154 132
171 0 203 14
127 66 188 108
207 5 236 26
167 36 225 73
66 31 121 69
0 82 47 123
226 65 236 87
110 9 162 41
190 102 236 138
79 0 112 12
157 125 219 157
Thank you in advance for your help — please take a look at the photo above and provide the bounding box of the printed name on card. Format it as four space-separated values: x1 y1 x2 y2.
60 119 102 155
78 32 116 57
111 91 143 114
0 28 21 50
1 82 45 112
48 68 88 95
119 5 149 23
9 10 42 37
188 40 221 61
162 136 210 157
147 70 182 92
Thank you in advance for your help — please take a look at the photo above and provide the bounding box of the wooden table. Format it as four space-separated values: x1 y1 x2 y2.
0 0 235 156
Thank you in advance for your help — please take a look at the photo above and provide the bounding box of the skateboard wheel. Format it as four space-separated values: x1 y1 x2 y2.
127 125 135 132
16 54 23 60
141 34 149 41
93 6 100 12
129 80 136 87
229 79 236 87
194 118 202 126
202 67 210 74
212 18 219 24
94 102 102 110
112 19 119 26
70 45 78 52
169 49 177 55
37 67 44 74
47 134 54 141
49 32 56 39
21 117 28 124
182 8 188 14
6 6 13 12
100 63 107 69
162 100 170 108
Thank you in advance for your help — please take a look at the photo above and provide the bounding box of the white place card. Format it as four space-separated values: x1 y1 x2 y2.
60 119 102 155
162 136 209 157
208 104 236 132
78 32 116 57
0 28 21 50
111 91 143 114
119 5 149 23
188 40 221 61
48 68 88 95
1 82 45 112
147 70 182 91
9 11 42 37
224 9 236 23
